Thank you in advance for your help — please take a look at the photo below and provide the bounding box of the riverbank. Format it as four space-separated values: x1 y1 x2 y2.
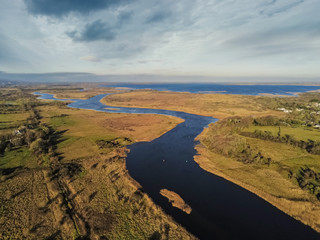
194 144 320 233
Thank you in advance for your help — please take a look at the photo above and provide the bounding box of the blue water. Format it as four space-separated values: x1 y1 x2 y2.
102 83 320 95
34 92 320 240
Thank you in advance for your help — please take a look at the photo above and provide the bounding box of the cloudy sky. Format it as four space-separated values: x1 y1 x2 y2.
1 0 320 82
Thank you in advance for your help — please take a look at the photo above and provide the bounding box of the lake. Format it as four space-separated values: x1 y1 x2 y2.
102 83 320 96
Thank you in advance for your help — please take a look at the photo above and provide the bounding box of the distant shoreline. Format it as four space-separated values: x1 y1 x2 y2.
100 83 320 97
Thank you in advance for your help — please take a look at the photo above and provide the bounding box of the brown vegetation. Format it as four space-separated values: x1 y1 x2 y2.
0 87 195 239
101 90 283 119
160 189 192 214
41 86 127 100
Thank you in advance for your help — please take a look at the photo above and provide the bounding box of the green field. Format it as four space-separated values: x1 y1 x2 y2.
0 147 36 169
246 125 320 142
198 111 320 232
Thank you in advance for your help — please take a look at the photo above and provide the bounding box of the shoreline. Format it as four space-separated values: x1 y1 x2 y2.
101 82 320 86
120 150 196 239
194 144 320 233
100 92 283 119
160 189 192 214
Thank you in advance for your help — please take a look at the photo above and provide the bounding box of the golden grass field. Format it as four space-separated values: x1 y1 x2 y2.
44 88 120 100
38 105 183 161
101 90 284 119
0 89 194 240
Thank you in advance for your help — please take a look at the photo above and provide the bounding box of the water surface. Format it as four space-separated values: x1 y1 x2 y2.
102 83 320 96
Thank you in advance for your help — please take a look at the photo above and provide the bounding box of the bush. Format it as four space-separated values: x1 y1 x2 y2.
30 138 47 155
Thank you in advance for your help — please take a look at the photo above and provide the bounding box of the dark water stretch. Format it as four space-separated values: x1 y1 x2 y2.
35 91 320 240
103 83 320 96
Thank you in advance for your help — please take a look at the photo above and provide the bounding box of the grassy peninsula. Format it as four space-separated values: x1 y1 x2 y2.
101 89 283 118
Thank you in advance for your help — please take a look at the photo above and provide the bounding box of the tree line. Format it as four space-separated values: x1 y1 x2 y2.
0 106 60 165
202 117 271 165
245 129 320 155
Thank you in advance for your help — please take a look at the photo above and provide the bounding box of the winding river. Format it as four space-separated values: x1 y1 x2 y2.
35 92 320 240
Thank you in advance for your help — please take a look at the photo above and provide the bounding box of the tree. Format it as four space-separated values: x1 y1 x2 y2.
25 130 36 145
0 138 7 154
30 138 46 155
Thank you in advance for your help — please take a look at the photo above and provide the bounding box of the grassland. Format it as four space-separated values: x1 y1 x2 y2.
194 143 320 231
0 87 194 240
41 86 125 100
196 114 320 232
246 125 320 142
38 105 183 161
101 90 283 119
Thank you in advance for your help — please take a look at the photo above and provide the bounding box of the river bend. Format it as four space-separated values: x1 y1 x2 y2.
35 92 320 240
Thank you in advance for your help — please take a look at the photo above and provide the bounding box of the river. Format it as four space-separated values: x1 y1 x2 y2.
35 92 320 240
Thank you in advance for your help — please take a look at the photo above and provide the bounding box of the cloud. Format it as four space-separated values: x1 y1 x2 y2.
260 0 305 17
1 0 320 77
24 0 129 17
66 10 133 43
136 59 161 64
67 20 116 42
0 37 16 63
80 56 102 62
146 10 172 24
0 32 40 69
66 10 134 43
117 10 133 25
223 18 320 58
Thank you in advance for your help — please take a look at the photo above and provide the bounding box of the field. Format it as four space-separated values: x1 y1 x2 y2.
41 87 123 100
196 113 320 232
101 90 283 119
0 88 194 239
38 105 183 161
246 125 320 142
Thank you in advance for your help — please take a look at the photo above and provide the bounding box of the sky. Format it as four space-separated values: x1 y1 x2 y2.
0 0 320 83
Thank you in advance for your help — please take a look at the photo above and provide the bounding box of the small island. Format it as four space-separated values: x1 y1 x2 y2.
160 189 192 214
